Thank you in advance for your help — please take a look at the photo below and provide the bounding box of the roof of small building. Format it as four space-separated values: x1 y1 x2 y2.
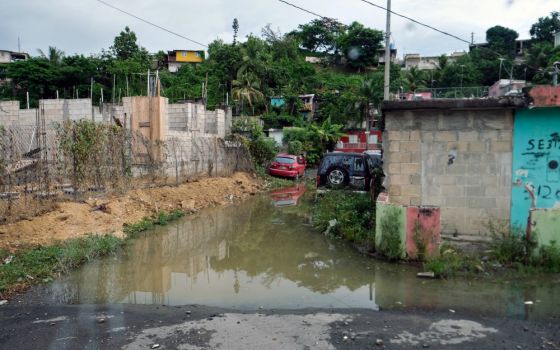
381 97 527 112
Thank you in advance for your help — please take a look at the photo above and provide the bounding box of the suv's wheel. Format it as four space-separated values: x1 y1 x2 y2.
326 168 348 188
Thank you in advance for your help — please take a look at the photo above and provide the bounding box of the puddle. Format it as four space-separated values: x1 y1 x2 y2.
43 189 560 320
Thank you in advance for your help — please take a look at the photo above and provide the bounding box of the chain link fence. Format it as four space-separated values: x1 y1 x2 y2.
0 120 253 224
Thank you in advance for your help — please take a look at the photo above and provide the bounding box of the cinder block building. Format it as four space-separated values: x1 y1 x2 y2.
381 98 527 241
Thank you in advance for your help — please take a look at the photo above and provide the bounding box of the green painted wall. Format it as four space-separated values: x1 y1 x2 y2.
532 209 560 247
375 203 407 258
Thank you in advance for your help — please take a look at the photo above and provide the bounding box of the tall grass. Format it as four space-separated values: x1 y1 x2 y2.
1 209 186 298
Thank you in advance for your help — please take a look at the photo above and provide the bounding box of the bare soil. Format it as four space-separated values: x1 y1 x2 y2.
0 172 264 251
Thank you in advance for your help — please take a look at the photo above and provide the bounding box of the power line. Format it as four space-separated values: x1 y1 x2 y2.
278 0 511 61
276 0 329 20
94 0 207 48
357 0 471 45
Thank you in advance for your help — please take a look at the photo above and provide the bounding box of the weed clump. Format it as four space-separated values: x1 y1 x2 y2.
377 205 403 260
312 191 375 247
124 209 185 236
0 234 123 297
533 241 560 273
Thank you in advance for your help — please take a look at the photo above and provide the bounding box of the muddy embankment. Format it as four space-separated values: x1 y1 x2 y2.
0 172 264 251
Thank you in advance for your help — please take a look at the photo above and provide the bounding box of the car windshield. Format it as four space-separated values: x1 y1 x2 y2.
275 157 294 164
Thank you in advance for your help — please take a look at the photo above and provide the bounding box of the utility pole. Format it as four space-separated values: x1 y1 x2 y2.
383 0 392 101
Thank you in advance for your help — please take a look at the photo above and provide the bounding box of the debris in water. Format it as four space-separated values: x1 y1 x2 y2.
524 301 534 305
375 338 383 346
324 219 338 235
151 344 160 349
449 309 456 313
0 300 7 306
417 272 435 279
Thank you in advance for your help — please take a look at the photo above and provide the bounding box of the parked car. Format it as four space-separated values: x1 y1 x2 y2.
268 153 306 179
316 152 383 192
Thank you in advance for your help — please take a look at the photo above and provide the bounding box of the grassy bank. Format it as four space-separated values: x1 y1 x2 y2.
256 165 296 189
0 209 185 299
312 191 560 278
424 234 560 278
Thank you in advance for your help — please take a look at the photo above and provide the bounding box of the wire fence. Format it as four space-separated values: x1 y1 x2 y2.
0 121 253 224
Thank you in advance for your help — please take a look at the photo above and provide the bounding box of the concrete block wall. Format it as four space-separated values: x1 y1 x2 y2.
0 101 24 126
164 131 250 180
383 108 514 237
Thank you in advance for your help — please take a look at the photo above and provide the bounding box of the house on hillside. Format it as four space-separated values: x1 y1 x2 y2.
488 79 527 97
335 129 382 153
403 51 465 70
555 32 560 47
165 50 205 73
377 44 398 65
0 50 29 64
469 39 532 61
269 94 317 120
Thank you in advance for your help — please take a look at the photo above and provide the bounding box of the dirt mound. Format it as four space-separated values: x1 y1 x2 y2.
0 173 264 251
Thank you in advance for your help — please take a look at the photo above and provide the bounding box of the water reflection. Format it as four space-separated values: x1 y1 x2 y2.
269 183 306 207
45 193 560 320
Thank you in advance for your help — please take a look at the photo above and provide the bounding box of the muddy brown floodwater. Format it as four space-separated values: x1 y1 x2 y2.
36 188 560 321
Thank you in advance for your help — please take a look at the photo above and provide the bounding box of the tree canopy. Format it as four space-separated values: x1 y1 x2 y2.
530 11 560 43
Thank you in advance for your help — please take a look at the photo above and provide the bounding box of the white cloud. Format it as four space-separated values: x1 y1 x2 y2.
0 0 557 58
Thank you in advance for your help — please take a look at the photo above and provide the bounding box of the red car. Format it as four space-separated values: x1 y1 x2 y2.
268 153 306 179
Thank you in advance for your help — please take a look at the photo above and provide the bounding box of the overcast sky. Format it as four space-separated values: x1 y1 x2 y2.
1 0 558 58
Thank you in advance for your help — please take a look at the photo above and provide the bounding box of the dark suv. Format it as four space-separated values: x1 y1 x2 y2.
316 152 383 192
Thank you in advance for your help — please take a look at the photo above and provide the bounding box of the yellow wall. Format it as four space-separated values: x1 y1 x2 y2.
175 51 204 63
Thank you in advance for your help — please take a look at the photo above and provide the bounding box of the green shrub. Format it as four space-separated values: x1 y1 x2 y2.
287 140 303 155
377 205 403 260
424 245 465 278
312 191 375 246
487 220 535 264
534 241 560 272
412 219 428 261
248 136 278 167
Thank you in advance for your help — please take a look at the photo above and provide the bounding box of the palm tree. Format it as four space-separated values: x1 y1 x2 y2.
37 46 65 65
357 78 380 125
232 71 264 115
309 118 345 152
405 66 426 93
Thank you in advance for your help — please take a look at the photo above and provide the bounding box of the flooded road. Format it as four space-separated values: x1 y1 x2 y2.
43 186 560 320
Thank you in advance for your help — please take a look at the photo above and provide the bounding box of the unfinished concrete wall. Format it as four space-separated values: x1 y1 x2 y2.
164 131 252 180
0 99 95 127
383 106 514 237
1 97 239 182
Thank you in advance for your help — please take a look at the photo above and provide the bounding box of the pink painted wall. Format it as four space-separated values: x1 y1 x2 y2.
530 86 560 107
406 207 441 259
